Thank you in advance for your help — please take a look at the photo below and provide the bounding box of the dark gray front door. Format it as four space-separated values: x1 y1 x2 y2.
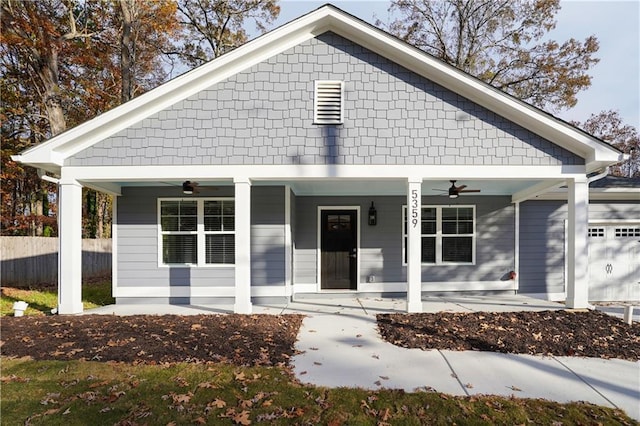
321 210 357 290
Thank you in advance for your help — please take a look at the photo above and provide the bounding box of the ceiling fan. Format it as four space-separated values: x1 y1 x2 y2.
440 180 481 198
182 181 199 194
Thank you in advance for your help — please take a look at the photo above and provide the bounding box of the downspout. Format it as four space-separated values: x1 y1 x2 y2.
37 169 61 314
587 167 609 186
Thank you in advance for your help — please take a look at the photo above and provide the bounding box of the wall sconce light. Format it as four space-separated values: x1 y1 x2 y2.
182 181 195 194
368 201 377 226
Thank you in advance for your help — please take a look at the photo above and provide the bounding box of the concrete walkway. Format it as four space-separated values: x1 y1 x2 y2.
85 295 640 420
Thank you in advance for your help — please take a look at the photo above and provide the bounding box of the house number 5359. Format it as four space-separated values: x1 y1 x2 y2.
411 189 419 228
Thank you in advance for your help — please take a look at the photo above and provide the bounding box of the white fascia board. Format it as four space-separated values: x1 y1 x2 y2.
65 164 586 181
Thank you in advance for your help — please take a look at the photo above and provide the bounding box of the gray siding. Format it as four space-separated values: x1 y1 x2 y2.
251 186 286 286
117 186 287 291
519 201 566 294
293 195 515 285
518 200 640 294
67 32 582 168
117 186 236 290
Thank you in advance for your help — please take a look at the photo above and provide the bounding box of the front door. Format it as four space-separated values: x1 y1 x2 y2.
321 210 357 290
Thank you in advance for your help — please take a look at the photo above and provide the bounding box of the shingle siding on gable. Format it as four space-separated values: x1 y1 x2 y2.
66 32 583 167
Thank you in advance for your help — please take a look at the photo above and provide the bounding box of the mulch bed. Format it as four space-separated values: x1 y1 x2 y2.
377 310 640 361
0 314 304 366
2 310 638 366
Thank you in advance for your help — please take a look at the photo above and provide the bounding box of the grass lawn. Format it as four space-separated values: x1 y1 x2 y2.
1 285 635 424
2 359 633 425
0 280 114 316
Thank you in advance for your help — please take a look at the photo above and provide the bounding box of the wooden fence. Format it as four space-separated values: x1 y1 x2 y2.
1 237 112 286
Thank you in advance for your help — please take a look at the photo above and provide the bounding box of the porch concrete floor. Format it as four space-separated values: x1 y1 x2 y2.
83 295 640 421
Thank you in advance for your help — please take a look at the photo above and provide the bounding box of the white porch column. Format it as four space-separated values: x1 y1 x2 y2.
566 176 589 308
234 178 252 314
406 178 423 312
58 178 84 314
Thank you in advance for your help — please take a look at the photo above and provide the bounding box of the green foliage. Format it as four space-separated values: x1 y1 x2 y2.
1 359 633 425
0 280 114 316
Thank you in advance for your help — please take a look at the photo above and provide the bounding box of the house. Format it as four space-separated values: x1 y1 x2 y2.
14 5 635 315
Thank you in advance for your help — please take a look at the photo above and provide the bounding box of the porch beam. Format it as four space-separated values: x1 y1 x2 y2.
58 177 84 314
566 176 590 308
406 178 423 313
511 179 565 204
234 178 253 314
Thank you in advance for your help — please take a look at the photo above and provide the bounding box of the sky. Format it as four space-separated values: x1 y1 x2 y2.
270 0 640 129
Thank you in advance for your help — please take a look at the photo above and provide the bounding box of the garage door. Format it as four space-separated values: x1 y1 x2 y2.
588 225 640 302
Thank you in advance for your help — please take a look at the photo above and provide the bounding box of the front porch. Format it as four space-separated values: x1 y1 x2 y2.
55 172 593 315
84 293 565 316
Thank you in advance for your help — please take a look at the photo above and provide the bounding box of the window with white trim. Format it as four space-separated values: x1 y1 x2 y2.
159 198 235 265
403 206 475 264
314 80 343 124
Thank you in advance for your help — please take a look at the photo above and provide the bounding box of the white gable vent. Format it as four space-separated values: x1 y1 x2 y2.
314 80 344 124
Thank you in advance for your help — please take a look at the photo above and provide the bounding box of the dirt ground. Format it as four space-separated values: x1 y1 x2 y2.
1 310 638 365
377 310 640 361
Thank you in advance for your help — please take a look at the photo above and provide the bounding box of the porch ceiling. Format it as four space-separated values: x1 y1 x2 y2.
110 178 542 197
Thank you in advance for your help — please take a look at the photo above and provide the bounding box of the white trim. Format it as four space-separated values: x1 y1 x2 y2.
588 219 640 225
116 286 236 298
251 286 289 298
566 177 590 308
514 201 520 291
284 186 293 297
234 179 252 313
292 283 318 294
520 292 567 302
317 206 361 292
292 281 516 293
112 197 118 298
64 164 588 181
58 179 84 314
406 179 422 312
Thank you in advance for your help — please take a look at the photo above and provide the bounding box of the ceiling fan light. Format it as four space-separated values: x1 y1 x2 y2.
182 181 194 194
449 193 458 199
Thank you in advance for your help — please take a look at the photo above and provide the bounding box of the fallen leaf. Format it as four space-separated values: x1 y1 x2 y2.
210 398 226 409
232 410 251 425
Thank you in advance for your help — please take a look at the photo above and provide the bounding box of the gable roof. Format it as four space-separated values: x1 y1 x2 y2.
14 4 623 174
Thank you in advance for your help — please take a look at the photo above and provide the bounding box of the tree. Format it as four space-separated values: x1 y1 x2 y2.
578 111 640 178
175 0 280 66
379 0 599 112
1 0 108 236
1 0 179 237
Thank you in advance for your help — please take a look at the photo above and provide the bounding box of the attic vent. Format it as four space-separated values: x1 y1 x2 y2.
314 80 343 124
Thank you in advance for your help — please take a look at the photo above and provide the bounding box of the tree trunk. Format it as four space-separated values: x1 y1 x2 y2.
119 0 134 103
37 48 67 136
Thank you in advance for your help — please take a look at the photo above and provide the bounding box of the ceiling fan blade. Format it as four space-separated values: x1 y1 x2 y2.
459 189 481 193
455 184 467 191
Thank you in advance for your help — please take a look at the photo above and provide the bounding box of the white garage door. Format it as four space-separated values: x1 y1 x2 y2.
588 225 640 302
